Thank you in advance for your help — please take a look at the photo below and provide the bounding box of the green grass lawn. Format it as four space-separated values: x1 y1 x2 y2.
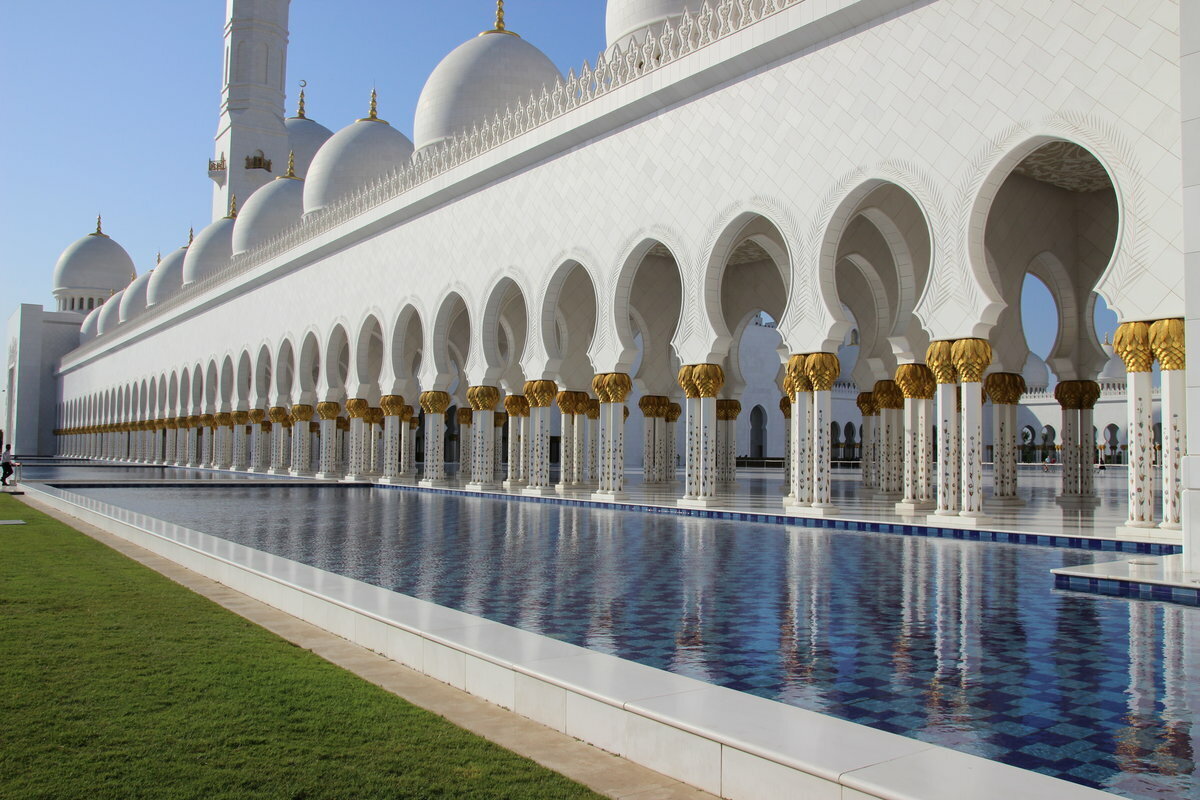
0 495 602 799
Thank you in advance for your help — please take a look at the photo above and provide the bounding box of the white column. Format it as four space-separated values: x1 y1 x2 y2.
1161 368 1186 529
810 387 836 512
200 423 213 468
935 382 959 515
572 410 587 485
524 405 552 494
789 390 812 505
781 400 793 498
682 395 700 499
231 416 248 470
459 416 473 483
420 413 446 484
505 411 524 487
1127 370 1156 527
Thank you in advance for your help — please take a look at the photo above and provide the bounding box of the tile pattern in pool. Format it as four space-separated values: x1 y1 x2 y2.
66 483 1200 800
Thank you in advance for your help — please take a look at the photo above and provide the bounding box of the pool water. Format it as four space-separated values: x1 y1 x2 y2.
64 483 1200 799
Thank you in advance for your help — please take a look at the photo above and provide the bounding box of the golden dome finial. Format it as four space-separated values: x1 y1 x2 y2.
358 87 387 123
483 0 518 36
90 213 108 237
227 193 238 218
296 80 307 119
285 150 297 178
188 227 194 245
156 251 162 265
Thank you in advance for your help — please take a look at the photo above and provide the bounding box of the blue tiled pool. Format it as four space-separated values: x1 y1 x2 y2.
63 483 1200 799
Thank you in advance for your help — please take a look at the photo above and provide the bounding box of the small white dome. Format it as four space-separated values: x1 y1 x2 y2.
302 113 413 215
1098 341 1125 381
80 305 101 343
285 115 334 178
182 217 235 287
233 176 305 256
147 246 188 308
605 0 701 48
118 269 154 323
1022 351 1050 390
52 226 135 296
413 30 561 152
96 288 125 335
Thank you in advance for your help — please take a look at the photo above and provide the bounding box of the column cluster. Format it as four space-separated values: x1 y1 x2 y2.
983 372 1026 505
1115 318 1186 531
592 372 633 498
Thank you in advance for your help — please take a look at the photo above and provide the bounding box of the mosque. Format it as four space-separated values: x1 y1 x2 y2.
3 0 1196 555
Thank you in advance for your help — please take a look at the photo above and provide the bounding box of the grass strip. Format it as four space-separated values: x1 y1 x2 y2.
0 495 603 800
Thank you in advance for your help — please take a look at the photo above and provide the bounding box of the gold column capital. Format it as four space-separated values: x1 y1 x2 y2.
419 391 451 415
603 373 633 403
380 395 405 416
290 404 314 422
346 398 370 419
456 407 473 425
872 380 904 410
950 338 991 383
586 399 601 419
1077 379 1101 410
855 391 877 416
983 372 1026 405
232 410 250 425
523 379 558 408
690 365 724 399
504 394 528 417
1149 317 1185 371
805 352 840 392
1053 380 1084 410
894 363 935 400
1114 321 1153 372
665 402 682 423
471 386 500 411
779 395 792 418
248 409 266 424
925 340 958 384
676 365 699 399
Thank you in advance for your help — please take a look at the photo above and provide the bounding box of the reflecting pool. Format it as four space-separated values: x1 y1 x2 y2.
63 482 1200 799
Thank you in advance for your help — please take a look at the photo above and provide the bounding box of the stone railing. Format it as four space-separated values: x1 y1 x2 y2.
67 0 808 362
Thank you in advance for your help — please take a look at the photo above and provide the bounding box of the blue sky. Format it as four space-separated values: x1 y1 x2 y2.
0 0 1109 363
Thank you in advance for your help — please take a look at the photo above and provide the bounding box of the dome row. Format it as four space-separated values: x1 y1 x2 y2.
67 1 697 343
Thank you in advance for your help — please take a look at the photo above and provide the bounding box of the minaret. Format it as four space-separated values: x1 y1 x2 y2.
209 0 292 222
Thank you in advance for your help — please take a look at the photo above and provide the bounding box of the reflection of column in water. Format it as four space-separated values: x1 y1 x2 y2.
585 511 621 652
516 503 548 634
461 497 492 617
673 518 714 681
928 545 963 728
413 495 448 601
1116 601 1158 776
957 545 982 728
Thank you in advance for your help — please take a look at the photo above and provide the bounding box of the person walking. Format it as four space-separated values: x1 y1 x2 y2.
1 445 13 486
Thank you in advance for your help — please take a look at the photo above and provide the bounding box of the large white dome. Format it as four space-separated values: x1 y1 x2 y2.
233 175 305 256
302 110 414 216
118 269 154 323
605 0 702 48
52 225 135 295
1022 351 1051 391
79 305 101 343
147 245 188 308
413 29 561 152
96 288 125 335
285 114 334 179
182 216 236 287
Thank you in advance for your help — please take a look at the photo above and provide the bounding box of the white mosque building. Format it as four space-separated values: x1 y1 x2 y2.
3 0 1197 554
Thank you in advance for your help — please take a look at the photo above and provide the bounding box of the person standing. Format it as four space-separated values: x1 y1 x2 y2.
1 445 13 486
